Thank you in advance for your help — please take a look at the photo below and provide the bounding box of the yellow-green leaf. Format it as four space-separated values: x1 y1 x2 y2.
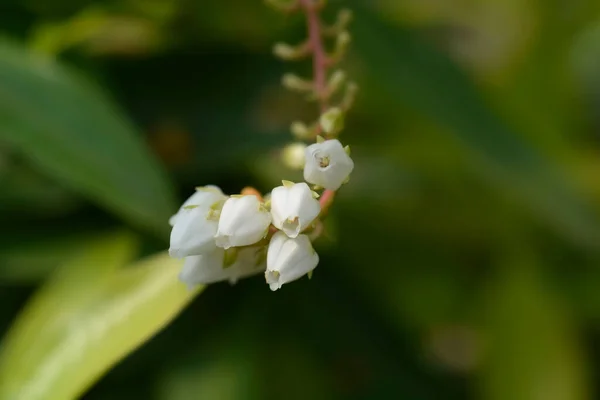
0 239 200 400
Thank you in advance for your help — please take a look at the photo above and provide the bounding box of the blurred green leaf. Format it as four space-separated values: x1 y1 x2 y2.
351 6 600 250
0 231 112 283
479 261 588 400
0 39 175 237
0 233 200 400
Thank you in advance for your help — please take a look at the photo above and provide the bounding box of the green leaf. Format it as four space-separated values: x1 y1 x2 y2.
0 231 116 283
479 261 588 400
351 7 600 250
0 39 176 237
0 235 200 400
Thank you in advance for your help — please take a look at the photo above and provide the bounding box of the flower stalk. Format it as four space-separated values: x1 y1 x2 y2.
167 0 357 291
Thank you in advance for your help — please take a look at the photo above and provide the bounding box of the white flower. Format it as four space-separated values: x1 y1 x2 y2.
169 188 227 258
179 245 267 288
179 246 226 287
214 195 272 249
265 231 319 291
270 181 320 238
169 185 225 226
304 139 354 190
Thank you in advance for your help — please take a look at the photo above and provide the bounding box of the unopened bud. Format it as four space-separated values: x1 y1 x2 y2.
273 41 309 61
291 121 318 140
282 73 314 92
281 142 307 170
319 107 344 135
326 70 346 97
329 31 351 64
323 9 353 36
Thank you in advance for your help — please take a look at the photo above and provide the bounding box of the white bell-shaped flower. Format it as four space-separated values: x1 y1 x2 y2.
214 195 272 249
304 139 354 190
265 231 319 291
179 245 267 288
169 188 227 258
270 181 320 238
179 246 226 287
169 185 225 226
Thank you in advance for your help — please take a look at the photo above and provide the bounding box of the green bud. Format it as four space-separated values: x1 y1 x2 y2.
273 41 309 61
316 135 325 143
319 107 344 135
344 145 351 155
328 31 351 64
282 180 295 188
291 121 309 139
281 143 306 170
326 70 346 97
323 8 353 36
282 73 314 92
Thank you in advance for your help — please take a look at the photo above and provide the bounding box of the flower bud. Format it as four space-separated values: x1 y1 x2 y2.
169 185 224 226
281 143 306 170
179 245 267 288
319 107 344 135
265 232 319 291
270 181 320 238
304 139 354 190
215 195 272 249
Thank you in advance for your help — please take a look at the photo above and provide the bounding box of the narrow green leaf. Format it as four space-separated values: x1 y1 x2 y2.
351 7 600 250
0 39 175 237
0 231 119 283
0 244 200 400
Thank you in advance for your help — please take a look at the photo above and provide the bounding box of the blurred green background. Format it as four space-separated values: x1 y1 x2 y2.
1 0 600 398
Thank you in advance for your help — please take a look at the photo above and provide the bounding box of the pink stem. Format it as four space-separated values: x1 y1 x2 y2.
299 0 328 113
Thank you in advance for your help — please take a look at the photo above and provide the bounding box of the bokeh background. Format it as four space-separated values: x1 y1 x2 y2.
0 0 600 398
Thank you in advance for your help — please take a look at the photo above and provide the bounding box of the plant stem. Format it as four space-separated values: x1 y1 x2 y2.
299 0 328 113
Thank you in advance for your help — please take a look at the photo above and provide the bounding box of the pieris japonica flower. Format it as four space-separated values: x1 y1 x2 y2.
169 187 227 258
169 185 225 226
270 181 320 238
179 245 267 288
304 139 354 190
215 195 272 249
265 231 319 291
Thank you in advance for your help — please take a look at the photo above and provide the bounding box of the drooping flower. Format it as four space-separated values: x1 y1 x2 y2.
270 181 320 238
265 231 319 291
304 139 353 190
169 187 227 258
179 245 267 288
169 185 225 226
214 195 272 249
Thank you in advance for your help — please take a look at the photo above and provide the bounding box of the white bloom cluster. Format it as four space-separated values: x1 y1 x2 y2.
169 139 353 291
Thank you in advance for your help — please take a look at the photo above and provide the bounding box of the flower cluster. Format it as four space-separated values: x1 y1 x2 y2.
168 0 356 291
170 146 351 291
